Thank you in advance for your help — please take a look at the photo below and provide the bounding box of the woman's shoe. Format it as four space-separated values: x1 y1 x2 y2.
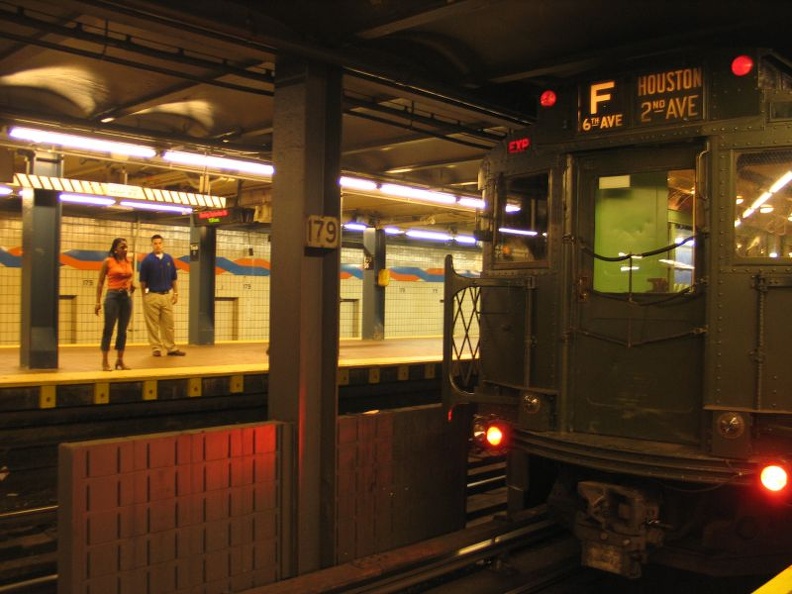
102 362 112 371
115 360 131 370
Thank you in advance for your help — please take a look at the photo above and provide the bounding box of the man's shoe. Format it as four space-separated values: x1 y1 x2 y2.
152 351 161 357
167 349 186 356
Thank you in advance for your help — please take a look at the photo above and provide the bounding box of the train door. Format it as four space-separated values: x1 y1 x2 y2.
570 145 706 444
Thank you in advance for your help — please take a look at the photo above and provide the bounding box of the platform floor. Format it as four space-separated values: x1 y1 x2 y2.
0 337 443 386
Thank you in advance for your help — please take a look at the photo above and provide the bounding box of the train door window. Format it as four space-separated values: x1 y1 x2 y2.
593 169 696 293
734 149 792 260
494 172 549 266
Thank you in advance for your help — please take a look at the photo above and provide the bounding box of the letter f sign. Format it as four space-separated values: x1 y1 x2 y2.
590 81 615 115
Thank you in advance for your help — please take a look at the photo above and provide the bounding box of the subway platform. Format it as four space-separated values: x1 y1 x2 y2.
0 337 443 391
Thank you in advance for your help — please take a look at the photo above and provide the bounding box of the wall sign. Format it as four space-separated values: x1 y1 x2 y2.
305 215 340 249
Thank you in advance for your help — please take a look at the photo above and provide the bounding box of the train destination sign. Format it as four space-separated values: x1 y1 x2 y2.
579 66 703 133
193 208 239 226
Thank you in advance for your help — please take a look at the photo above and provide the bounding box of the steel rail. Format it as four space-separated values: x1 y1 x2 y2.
329 512 568 594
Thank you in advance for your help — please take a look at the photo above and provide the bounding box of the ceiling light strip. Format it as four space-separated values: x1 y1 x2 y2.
9 126 157 158
163 150 274 177
7 127 485 213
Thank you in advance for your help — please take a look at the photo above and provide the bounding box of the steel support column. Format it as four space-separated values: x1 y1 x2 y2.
188 225 216 345
269 57 342 575
20 188 60 369
362 228 386 340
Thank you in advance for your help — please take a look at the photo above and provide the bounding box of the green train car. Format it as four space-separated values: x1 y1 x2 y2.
444 47 792 578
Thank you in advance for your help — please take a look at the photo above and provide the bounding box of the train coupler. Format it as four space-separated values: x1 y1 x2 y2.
574 481 664 579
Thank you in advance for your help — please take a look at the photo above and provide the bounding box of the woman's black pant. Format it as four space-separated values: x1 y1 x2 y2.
101 290 132 352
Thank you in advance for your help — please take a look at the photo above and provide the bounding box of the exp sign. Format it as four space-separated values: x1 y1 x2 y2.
508 137 531 154
579 66 704 133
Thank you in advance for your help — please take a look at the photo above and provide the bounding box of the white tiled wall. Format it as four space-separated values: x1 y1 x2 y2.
0 215 21 344
0 213 482 345
216 229 270 341
385 244 481 338
340 247 363 338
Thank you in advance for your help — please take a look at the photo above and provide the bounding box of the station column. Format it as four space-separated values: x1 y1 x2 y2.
20 188 60 369
362 227 386 339
269 57 342 575
188 224 216 345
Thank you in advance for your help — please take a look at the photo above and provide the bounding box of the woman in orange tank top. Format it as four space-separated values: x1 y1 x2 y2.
95 238 137 371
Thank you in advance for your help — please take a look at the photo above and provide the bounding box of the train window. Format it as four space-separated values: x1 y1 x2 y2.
593 169 695 293
735 149 792 260
494 173 548 265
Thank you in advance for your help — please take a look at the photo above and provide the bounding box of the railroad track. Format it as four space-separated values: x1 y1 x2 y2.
257 506 587 594
0 445 505 592
466 453 507 524
333 520 582 594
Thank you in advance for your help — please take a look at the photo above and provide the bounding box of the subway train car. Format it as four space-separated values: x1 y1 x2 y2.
443 47 792 578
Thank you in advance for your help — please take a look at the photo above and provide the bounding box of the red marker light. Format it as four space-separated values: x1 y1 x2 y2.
540 90 557 107
760 464 788 493
731 55 754 77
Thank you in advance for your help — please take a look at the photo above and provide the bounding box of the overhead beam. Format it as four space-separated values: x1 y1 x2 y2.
355 0 503 40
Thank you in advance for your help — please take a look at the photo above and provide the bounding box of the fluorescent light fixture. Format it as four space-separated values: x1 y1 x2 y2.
770 171 792 193
499 227 538 237
340 176 378 191
741 172 792 223
458 197 485 209
748 191 772 212
380 183 456 205
505 204 521 213
9 126 156 158
659 258 694 270
343 222 368 231
383 227 404 235
163 150 273 176
59 193 116 206
0 185 12 196
406 229 451 242
620 266 639 272
118 200 192 215
454 235 478 245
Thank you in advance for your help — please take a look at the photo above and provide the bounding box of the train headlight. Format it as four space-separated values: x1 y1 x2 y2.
760 464 789 493
471 416 511 452
485 424 505 448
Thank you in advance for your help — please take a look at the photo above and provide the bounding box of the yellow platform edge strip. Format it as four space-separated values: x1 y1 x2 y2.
752 565 792 594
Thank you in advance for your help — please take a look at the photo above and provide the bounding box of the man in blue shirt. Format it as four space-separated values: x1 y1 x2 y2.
139 234 186 356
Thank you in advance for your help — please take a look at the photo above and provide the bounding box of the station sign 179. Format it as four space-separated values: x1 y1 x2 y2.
579 66 703 133
305 214 341 249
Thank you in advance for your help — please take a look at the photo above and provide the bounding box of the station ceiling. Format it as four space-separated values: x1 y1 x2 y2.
0 0 790 234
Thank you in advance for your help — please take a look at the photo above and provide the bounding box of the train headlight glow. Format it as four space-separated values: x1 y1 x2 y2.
760 464 789 493
485 425 504 448
472 416 511 452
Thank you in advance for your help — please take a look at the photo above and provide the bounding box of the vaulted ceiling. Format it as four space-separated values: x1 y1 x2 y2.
0 0 789 232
